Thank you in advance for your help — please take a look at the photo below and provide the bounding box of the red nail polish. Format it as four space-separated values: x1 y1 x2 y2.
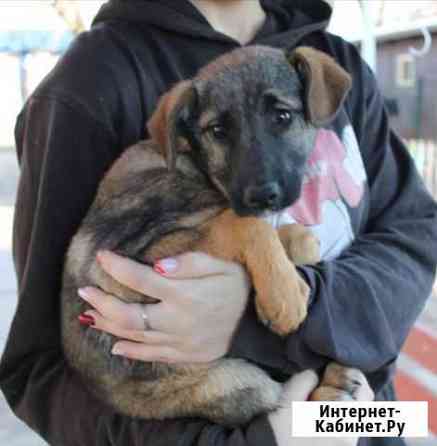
154 262 166 275
78 314 95 326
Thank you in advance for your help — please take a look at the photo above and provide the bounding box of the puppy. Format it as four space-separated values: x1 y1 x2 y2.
61 45 356 425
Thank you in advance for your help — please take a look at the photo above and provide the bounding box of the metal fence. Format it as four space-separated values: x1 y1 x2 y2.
383 73 437 200
407 139 437 199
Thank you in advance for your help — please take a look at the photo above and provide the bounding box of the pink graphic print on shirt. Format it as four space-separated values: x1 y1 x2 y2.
288 128 364 226
261 125 367 260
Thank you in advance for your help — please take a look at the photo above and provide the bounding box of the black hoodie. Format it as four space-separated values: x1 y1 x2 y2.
1 1 436 445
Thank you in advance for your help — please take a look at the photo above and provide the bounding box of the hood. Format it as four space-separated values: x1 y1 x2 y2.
92 0 332 47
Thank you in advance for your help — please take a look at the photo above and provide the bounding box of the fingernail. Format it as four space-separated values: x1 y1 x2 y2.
96 250 110 264
112 345 123 355
78 314 95 326
154 258 178 275
78 287 91 301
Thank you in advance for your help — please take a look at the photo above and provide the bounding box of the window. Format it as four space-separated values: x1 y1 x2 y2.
396 53 416 88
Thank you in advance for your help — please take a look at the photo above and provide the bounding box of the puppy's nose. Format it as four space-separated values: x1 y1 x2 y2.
244 182 281 209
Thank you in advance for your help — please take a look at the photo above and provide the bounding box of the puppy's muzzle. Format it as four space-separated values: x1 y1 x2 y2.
243 182 282 210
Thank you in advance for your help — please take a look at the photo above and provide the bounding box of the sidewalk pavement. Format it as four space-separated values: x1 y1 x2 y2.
0 150 436 445
0 152 46 445
0 205 47 441
0 150 18 207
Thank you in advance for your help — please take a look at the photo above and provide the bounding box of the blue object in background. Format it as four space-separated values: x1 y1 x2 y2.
0 30 74 147
0 30 74 54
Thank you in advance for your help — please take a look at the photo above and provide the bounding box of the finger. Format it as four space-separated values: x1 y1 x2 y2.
154 251 243 279
111 342 185 363
84 310 175 345
280 370 319 405
79 286 144 329
96 250 176 300
142 301 174 332
354 374 375 401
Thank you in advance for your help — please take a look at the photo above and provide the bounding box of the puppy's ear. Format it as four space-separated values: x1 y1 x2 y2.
147 80 196 170
287 46 352 126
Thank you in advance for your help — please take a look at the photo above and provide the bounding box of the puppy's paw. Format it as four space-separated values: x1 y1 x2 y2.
255 273 309 336
310 385 354 402
310 362 373 401
278 224 320 266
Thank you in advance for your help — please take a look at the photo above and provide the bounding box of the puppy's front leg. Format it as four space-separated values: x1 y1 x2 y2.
278 224 320 266
199 209 310 335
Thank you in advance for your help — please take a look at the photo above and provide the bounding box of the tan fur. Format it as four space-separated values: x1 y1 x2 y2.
147 81 194 169
311 385 355 401
288 46 352 126
195 209 311 334
65 232 93 280
311 362 369 401
278 223 321 266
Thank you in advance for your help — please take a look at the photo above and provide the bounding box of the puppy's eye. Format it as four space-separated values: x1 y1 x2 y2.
274 110 292 126
209 125 227 141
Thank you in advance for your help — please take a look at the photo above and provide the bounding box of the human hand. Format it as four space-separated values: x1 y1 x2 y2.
268 368 374 446
78 250 250 363
268 370 319 446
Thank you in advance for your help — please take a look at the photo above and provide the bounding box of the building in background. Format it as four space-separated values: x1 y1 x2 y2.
334 1 437 142
331 0 437 199
374 23 437 143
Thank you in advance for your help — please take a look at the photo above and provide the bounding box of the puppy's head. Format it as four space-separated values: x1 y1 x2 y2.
147 46 351 216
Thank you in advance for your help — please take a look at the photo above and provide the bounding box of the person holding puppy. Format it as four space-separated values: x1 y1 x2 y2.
1 1 436 446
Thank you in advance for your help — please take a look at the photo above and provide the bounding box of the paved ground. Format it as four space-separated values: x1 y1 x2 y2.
0 149 18 207
0 150 436 445
0 152 47 445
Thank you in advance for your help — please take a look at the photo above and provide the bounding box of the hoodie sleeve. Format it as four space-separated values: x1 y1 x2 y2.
0 97 276 446
229 55 437 390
